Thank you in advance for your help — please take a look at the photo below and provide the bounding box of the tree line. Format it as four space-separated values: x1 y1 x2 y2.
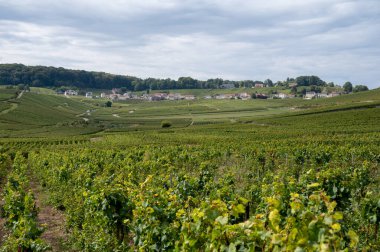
0 63 368 91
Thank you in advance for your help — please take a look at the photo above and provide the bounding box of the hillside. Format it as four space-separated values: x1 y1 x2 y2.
0 87 379 138
0 88 98 137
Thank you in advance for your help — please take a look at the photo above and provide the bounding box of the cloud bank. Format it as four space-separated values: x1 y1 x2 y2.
0 0 379 87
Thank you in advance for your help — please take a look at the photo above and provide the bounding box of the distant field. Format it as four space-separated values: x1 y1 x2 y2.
0 92 97 137
30 87 57 95
0 89 17 101
0 88 379 137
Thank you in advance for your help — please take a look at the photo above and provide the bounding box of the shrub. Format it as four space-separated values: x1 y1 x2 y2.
161 120 172 128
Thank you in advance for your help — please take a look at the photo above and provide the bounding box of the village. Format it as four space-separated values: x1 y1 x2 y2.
61 87 343 101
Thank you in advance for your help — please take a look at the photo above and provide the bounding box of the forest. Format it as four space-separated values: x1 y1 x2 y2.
0 64 334 91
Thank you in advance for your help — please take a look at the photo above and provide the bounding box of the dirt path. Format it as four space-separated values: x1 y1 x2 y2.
29 178 71 251
0 102 18 115
17 90 25 99
0 90 24 116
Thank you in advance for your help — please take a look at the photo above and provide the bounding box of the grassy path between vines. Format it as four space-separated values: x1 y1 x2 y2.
29 176 72 251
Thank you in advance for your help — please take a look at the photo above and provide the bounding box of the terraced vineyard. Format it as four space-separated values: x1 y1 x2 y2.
0 88 379 251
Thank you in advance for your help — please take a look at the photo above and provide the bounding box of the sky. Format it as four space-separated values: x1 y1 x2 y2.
0 0 379 88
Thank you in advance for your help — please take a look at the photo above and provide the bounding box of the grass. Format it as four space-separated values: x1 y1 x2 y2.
0 103 12 113
0 89 17 101
0 92 97 137
30 87 57 95
0 87 379 138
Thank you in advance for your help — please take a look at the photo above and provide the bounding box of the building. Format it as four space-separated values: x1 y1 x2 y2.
85 92 93 98
64 90 78 96
278 93 288 99
304 92 316 99
317 93 328 98
109 94 120 101
184 95 196 100
254 83 265 88
149 93 167 101
215 94 237 99
167 93 182 100
328 92 341 98
256 93 268 99
238 92 250 100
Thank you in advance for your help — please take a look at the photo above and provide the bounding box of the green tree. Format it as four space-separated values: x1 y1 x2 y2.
291 86 297 94
120 87 128 93
296 76 326 86
353 85 369 93
298 87 307 96
264 79 273 87
343 82 353 93
105 101 112 107
161 120 172 128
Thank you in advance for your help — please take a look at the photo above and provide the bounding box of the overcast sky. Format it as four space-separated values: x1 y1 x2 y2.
0 0 379 88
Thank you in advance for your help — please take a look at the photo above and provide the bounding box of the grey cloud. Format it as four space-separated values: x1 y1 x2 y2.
0 0 379 88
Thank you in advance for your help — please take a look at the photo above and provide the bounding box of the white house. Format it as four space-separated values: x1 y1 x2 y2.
167 93 182 100
184 95 196 100
304 92 316 99
64 90 78 96
328 92 341 98
238 92 250 100
85 92 93 98
317 93 328 98
149 93 167 101
278 93 288 99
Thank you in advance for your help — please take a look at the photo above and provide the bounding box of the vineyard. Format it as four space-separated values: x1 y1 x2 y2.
0 89 379 251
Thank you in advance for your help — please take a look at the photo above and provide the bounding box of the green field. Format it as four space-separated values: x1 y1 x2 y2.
0 88 17 101
2 88 380 137
0 87 379 251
